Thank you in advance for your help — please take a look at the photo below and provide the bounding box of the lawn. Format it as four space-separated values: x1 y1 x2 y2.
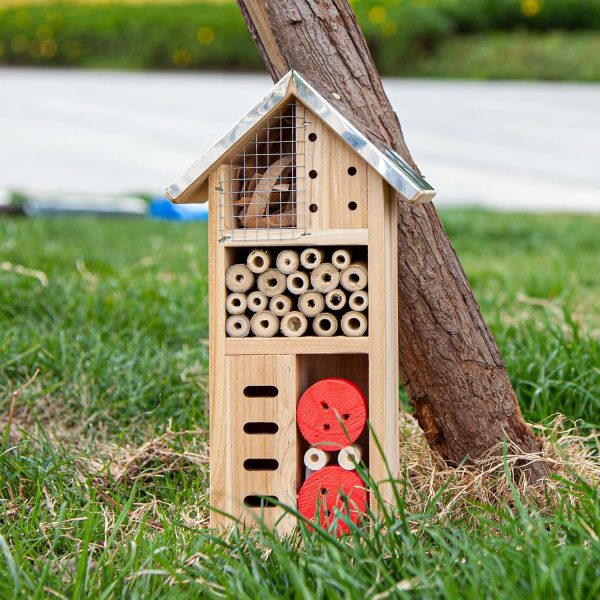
0 209 598 598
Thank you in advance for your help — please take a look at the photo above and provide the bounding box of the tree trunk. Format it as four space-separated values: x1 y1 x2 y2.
237 0 549 481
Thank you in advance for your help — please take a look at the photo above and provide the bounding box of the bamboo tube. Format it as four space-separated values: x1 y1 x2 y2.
225 292 247 315
250 311 279 338
303 447 331 471
247 290 268 312
340 261 368 292
298 290 325 318
246 249 271 274
311 263 340 293
226 315 250 338
313 312 338 337
300 248 325 270
225 264 254 293
341 311 368 337
338 444 363 470
275 249 300 274
325 289 347 311
257 268 287 297
331 248 352 270
348 290 368 312
269 294 293 317
286 271 310 295
280 311 308 337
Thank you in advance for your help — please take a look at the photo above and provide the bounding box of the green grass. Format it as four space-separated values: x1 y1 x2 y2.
0 210 599 598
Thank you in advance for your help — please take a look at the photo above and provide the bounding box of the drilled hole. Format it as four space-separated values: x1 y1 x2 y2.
347 166 357 176
348 318 361 330
308 299 316 308
234 322 241 330
235 274 243 282
243 385 278 398
244 495 279 508
348 201 358 211
310 453 319 463
288 316 302 332
355 296 364 305
349 273 359 283
309 170 318 179
309 204 318 213
244 422 279 434
244 458 279 471
331 294 341 306
267 278 277 288
254 256 264 267
260 319 269 328
308 132 318 142
276 301 284 310
232 298 241 306
320 319 332 331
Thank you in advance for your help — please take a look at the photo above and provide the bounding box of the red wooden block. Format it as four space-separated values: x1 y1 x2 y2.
297 466 367 535
297 378 367 450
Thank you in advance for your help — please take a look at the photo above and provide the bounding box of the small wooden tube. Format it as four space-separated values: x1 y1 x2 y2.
311 263 340 293
247 249 271 274
313 312 338 337
331 248 352 270
225 264 254 293
269 294 293 317
225 292 247 315
348 291 368 312
250 311 279 338
338 444 363 470
325 289 347 311
275 249 300 274
303 447 331 471
257 268 287 297
341 311 368 337
280 311 308 337
340 262 368 292
298 290 325 318
286 271 310 295
247 290 268 312
226 315 250 338
300 248 325 270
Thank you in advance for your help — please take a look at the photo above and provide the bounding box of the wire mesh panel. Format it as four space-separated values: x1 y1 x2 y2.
219 101 307 241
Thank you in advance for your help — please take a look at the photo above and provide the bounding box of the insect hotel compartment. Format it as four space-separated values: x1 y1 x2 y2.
224 245 369 338
218 101 306 240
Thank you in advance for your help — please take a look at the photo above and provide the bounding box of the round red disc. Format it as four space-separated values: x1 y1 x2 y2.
296 378 367 450
297 466 367 535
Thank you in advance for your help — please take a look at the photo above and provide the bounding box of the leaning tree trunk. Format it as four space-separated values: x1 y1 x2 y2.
237 0 549 481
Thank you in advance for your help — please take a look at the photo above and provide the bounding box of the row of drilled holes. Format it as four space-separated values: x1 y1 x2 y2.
307 132 359 214
243 385 280 507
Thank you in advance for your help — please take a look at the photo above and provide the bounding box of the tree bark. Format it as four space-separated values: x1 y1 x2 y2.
237 0 549 481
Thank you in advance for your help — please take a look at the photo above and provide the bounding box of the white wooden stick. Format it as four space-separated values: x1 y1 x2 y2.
300 248 325 270
250 311 279 337
225 264 254 293
331 248 352 270
338 444 363 470
280 311 308 337
275 249 300 274
225 315 250 338
225 292 247 315
247 290 268 312
313 312 338 337
286 271 310 295
257 268 287 297
246 249 271 274
341 311 368 337
325 288 347 311
348 290 368 311
340 262 368 292
298 290 325 318
311 263 340 293
303 447 331 471
269 294 293 317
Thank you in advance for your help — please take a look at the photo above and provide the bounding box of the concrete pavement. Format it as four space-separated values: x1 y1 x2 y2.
0 68 598 211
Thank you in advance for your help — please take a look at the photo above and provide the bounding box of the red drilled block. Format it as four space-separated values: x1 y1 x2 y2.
297 466 367 535
297 378 367 451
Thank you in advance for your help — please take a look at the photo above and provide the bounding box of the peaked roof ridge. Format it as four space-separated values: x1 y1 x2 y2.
165 70 435 205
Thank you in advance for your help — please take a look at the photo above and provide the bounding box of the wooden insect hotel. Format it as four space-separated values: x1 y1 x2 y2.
166 71 435 534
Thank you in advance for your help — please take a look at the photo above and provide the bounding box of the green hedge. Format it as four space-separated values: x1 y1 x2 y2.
1 1 600 78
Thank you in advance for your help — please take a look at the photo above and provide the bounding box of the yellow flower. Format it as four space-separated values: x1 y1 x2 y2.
368 6 386 24
197 26 215 46
173 49 192 68
522 0 542 17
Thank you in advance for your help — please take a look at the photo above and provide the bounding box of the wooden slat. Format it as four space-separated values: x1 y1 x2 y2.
225 336 369 355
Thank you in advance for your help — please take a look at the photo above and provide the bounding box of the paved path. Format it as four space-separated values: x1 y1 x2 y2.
1 68 598 211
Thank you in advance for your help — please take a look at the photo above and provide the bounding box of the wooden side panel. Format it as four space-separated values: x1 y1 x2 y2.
225 354 297 533
367 167 399 508
303 106 368 230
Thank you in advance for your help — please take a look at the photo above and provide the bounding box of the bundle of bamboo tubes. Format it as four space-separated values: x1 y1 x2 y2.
224 247 369 337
